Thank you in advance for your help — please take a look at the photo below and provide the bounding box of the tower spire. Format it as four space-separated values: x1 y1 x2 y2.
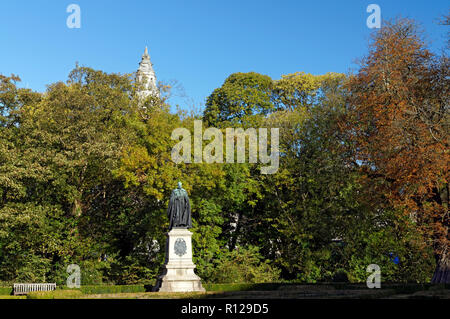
136 46 159 99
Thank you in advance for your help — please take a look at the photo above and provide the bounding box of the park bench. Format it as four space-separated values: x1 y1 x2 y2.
13 283 56 295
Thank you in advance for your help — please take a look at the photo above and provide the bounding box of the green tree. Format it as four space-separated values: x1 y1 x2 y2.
203 72 274 128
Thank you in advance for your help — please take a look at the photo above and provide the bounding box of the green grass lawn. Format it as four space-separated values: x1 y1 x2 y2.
0 295 26 299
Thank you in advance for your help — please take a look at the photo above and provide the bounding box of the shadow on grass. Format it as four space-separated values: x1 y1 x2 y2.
1 283 448 299
141 282 450 299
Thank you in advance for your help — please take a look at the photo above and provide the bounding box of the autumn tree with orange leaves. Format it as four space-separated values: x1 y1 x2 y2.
345 18 449 283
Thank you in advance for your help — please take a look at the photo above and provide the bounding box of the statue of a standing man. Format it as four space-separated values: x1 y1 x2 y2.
167 182 192 230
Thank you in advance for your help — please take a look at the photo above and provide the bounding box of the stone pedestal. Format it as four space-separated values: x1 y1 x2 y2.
153 228 205 292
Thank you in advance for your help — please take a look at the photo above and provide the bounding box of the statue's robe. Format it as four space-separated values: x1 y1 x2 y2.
167 188 192 230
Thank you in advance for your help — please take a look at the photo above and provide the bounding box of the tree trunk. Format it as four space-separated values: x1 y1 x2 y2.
431 186 449 284
431 250 450 284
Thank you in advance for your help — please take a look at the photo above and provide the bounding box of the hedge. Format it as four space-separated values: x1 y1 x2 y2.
81 284 146 294
203 282 450 292
27 290 83 299
0 287 13 295
61 284 146 294
1 284 146 296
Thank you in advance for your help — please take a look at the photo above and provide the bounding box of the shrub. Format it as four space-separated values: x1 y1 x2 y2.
207 246 280 284
332 269 349 283
78 260 106 285
107 255 158 285
346 219 435 283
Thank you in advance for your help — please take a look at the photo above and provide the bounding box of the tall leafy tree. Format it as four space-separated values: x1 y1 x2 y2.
345 18 449 283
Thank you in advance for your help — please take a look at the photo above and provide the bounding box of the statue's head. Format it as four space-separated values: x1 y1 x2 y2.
177 181 182 189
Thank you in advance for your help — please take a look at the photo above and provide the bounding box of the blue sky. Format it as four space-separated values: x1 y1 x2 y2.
0 0 448 111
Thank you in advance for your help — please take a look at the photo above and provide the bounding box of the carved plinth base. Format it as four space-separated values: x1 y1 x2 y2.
153 228 205 292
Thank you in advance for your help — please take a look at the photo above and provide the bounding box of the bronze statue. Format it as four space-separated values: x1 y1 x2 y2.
167 181 192 230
